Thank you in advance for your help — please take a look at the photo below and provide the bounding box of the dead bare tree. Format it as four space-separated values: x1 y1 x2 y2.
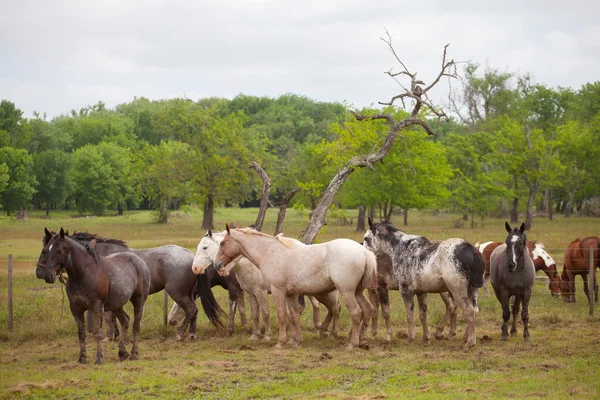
300 32 457 244
274 188 300 236
249 162 271 232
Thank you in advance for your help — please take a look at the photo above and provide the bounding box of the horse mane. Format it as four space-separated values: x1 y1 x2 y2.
275 233 302 248
71 231 129 248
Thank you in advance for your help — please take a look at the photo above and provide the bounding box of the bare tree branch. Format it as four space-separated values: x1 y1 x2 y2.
274 188 300 236
249 161 271 232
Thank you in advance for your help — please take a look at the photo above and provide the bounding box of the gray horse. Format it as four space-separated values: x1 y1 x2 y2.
490 222 535 341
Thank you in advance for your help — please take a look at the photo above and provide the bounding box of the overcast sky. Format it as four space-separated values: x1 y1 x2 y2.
1 0 598 118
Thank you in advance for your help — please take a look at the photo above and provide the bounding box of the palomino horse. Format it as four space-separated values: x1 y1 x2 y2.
214 226 377 349
36 228 150 364
477 240 561 297
68 232 224 340
561 236 600 303
363 219 484 348
490 222 535 341
187 229 340 341
368 252 459 342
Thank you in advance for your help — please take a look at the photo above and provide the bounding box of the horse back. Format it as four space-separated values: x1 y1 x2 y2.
103 252 151 310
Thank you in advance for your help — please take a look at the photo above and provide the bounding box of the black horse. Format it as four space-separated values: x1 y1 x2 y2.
36 228 150 364
490 222 536 341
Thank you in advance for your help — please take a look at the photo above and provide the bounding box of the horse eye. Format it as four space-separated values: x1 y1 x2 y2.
203 246 208 250
220 242 224 246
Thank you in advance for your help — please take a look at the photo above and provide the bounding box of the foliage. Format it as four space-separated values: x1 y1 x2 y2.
0 147 37 214
32 149 71 214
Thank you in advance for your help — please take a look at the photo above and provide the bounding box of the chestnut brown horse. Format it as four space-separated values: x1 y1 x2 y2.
561 236 600 303
477 241 561 297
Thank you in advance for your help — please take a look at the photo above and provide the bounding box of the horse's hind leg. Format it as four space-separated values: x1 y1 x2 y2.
309 296 321 332
112 308 130 361
356 288 374 349
510 295 521 337
416 293 430 344
314 291 340 339
339 290 363 349
483 272 491 296
130 294 146 360
285 296 303 347
171 292 198 341
377 286 394 342
435 292 457 340
521 288 532 342
92 302 104 364
246 292 261 341
257 290 272 341
400 289 416 344
582 273 592 305
368 289 379 339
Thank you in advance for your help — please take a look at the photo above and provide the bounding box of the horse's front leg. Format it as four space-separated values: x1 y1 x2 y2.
500 291 511 341
227 289 238 336
73 309 87 363
236 291 249 333
246 292 261 341
435 292 457 340
308 296 321 332
113 308 130 361
400 288 416 344
582 273 591 305
377 286 394 342
271 289 288 348
521 288 532 342
285 296 303 347
368 288 379 339
257 290 272 341
510 295 521 337
416 293 429 344
92 302 104 364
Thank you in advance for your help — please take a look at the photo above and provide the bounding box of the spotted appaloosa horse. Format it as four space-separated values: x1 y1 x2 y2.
36 228 150 364
561 236 600 303
363 219 484 349
490 222 535 342
477 240 561 297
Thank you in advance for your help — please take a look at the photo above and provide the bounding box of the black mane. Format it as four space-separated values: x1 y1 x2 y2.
71 231 129 248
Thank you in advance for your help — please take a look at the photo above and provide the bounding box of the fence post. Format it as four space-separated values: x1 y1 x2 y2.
590 246 595 316
8 254 13 332
163 290 169 327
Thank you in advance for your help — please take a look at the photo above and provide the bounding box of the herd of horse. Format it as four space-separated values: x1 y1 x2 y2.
34 221 599 364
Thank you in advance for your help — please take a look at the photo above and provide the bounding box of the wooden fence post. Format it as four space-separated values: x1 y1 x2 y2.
8 254 13 332
590 246 595 316
163 290 169 327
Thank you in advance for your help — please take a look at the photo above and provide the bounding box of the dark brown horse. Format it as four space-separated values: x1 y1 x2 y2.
561 237 600 303
36 228 150 364
477 240 561 297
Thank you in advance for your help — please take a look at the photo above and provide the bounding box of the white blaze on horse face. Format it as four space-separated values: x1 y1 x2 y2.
532 244 555 268
49 244 53 251
510 235 519 265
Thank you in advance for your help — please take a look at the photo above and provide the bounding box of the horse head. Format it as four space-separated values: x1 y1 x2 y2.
36 227 55 279
192 228 222 275
504 222 527 272
39 228 71 284
213 224 244 274
363 218 397 256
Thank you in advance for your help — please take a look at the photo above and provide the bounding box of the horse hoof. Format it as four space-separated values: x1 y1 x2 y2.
78 357 86 364
263 335 271 342
188 334 197 341
119 350 130 361
95 356 103 365
385 334 392 342
359 343 370 350
130 353 139 361
319 331 328 339
501 336 508 342
346 343 356 350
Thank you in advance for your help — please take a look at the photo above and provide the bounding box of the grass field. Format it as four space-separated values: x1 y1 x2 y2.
0 208 599 399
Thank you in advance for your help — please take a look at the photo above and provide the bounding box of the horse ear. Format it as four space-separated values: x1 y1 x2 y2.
368 217 375 232
519 223 526 233
44 227 51 238
505 221 511 233
226 224 230 235
207 228 212 238
89 238 96 249
59 228 65 238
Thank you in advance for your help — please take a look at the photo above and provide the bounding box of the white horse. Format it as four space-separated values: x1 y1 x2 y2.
179 229 341 341
214 226 378 349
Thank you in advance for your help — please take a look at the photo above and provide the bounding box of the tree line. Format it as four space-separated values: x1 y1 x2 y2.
1 62 599 230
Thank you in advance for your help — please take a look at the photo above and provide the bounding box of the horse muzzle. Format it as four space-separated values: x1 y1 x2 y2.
191 263 207 275
507 262 517 272
44 271 57 284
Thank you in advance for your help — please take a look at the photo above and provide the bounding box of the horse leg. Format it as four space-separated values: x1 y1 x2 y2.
246 292 261 341
227 288 238 336
582 273 592 305
521 288 532 342
378 286 394 342
312 292 332 339
435 292 457 340
416 293 429 344
73 310 87 363
355 288 374 349
271 289 288 348
339 290 362 349
167 302 185 327
130 294 146 360
257 290 272 341
368 289 379 339
483 271 491 296
92 301 104 365
510 295 521 337
112 308 130 361
172 292 198 341
400 288 416 344
567 270 576 302
236 290 250 333
500 291 511 341
308 296 321 332
285 296 303 347
447 283 477 348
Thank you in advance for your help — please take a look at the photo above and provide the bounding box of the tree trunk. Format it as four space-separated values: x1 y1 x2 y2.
548 190 553 221
356 205 366 232
462 213 468 221
202 195 214 229
250 162 271 232
525 182 538 230
510 197 519 223
158 199 169 223
403 209 408 226
500 197 509 219
46 203 50 216
565 191 575 218
538 187 548 212
274 189 299 236
117 202 124 216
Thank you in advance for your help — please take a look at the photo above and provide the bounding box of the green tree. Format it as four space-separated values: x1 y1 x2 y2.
0 147 37 215
32 150 72 215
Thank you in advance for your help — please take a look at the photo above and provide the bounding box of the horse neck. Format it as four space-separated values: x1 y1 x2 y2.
230 231 284 269
64 238 97 280
96 242 129 255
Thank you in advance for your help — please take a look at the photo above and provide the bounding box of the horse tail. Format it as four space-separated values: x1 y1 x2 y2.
362 249 378 290
196 273 227 331
456 242 485 288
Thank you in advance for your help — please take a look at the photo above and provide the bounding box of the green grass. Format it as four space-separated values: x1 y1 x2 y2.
0 208 599 399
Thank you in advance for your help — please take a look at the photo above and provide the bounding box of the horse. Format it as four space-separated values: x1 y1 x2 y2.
477 240 561 297
213 226 377 349
561 236 600 303
363 219 484 348
68 232 225 340
192 230 341 340
36 228 150 364
368 252 459 342
490 222 535 341
167 266 249 337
